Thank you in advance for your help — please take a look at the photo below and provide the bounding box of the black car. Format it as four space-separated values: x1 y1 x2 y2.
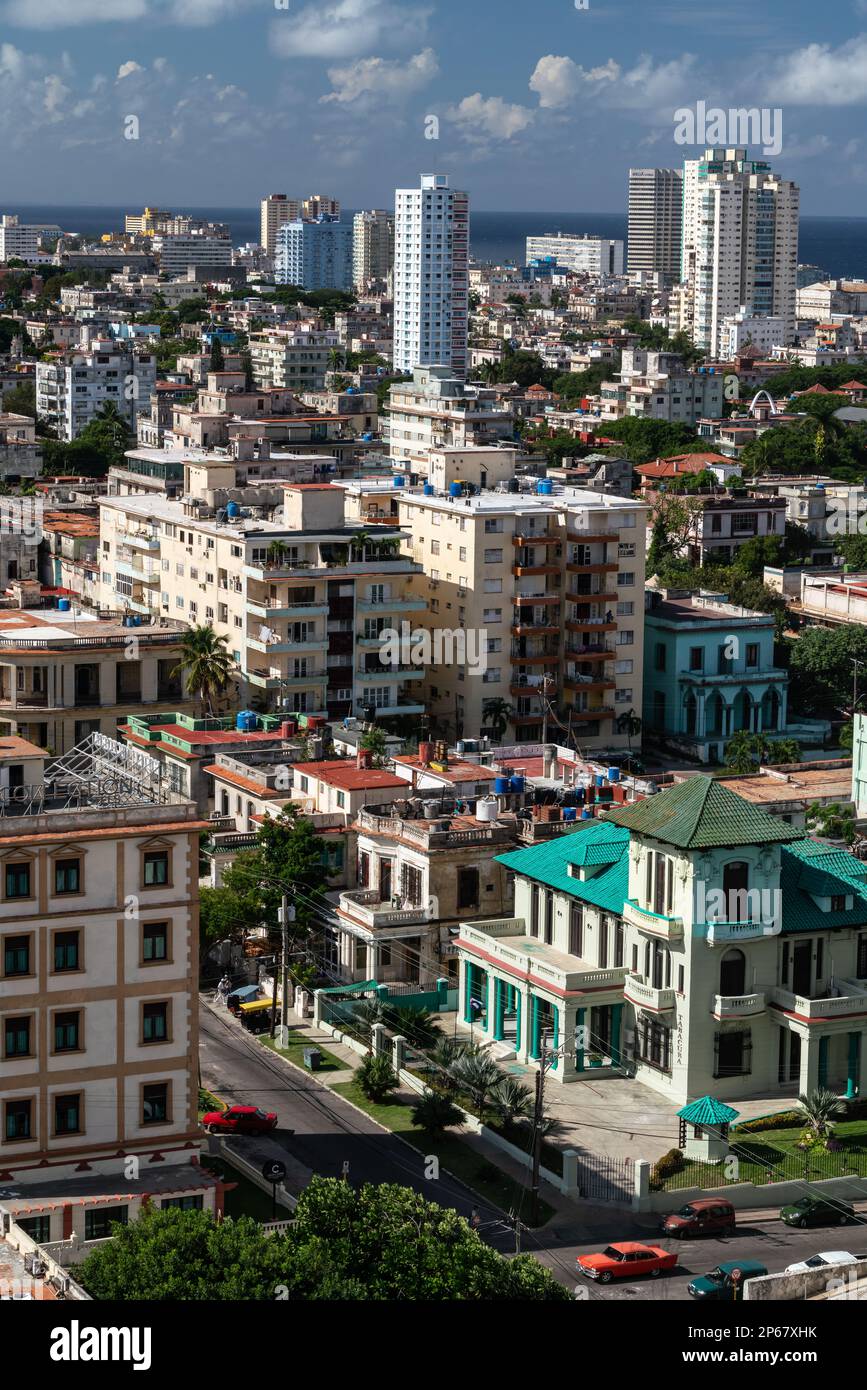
780 1195 855 1228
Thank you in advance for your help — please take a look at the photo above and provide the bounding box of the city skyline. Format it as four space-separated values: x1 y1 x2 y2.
1 0 867 213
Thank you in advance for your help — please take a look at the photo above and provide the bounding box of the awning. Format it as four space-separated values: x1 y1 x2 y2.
315 978 379 995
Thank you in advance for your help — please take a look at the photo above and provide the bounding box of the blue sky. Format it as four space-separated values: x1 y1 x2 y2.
1 0 867 213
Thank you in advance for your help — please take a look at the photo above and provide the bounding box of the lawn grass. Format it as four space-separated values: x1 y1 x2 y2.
331 1078 555 1226
258 1031 344 1072
664 1118 867 1190
200 1154 285 1223
198 1087 226 1119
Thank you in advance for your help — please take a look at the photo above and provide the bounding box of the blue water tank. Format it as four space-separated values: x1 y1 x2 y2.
362 432 374 441
595 773 605 788
226 500 240 519
575 787 586 804
581 808 592 820
608 767 621 783
57 597 71 612
449 482 463 498
346 386 357 394
423 483 434 496
392 475 405 487
563 806 577 822
236 710 258 733
537 479 553 495
494 776 511 795
509 775 525 794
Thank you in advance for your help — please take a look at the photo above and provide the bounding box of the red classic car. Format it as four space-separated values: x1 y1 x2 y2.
202 1105 278 1136
576 1242 677 1284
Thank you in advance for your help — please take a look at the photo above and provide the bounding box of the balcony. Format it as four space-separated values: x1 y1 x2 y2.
623 974 676 1013
702 919 774 945
566 706 615 721
769 981 867 1022
247 635 329 655
246 668 327 690
511 621 560 638
513 563 561 578
458 917 627 997
564 675 616 693
338 888 431 930
357 597 427 614
565 646 615 661
247 599 329 620
116 557 160 584
567 530 619 544
357 664 426 681
623 899 684 941
566 561 619 576
566 618 617 634
712 992 767 1020
513 532 560 546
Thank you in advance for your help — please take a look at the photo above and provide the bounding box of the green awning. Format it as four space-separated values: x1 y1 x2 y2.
315 979 379 995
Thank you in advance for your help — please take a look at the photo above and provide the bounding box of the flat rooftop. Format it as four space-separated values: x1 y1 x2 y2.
0 607 186 647
718 763 853 806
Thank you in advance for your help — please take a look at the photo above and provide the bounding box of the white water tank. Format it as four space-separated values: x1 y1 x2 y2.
476 797 499 823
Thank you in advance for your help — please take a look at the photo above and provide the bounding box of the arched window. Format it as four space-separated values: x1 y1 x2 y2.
723 861 749 921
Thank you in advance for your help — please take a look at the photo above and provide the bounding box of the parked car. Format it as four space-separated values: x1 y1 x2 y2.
688 1259 768 1300
202 1104 278 1136
780 1196 855 1228
785 1250 867 1274
661 1198 736 1239
576 1242 677 1284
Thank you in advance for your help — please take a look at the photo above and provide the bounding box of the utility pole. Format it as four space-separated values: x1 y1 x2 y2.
530 1032 546 1227
279 894 295 1048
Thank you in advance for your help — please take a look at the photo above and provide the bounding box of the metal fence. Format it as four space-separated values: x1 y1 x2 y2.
661 1141 867 1191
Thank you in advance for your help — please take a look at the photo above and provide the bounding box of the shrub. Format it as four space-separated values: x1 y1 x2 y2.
649 1148 686 1190
732 1110 803 1135
410 1091 464 1137
357 1053 399 1104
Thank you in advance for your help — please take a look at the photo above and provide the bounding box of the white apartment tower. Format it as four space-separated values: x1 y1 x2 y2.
680 149 799 357
260 194 301 258
394 174 469 379
627 169 683 284
353 210 395 289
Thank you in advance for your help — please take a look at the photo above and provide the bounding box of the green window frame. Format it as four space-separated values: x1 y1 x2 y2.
53 931 80 973
4 1016 30 1058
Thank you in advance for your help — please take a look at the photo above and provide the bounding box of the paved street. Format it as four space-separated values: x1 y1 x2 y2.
199 1002 516 1251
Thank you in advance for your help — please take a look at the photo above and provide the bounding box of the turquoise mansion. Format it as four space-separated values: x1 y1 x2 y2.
456 776 867 1105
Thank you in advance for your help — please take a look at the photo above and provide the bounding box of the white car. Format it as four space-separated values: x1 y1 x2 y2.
784 1251 866 1274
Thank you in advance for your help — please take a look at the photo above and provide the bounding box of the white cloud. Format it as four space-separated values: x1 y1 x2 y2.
766 36 867 106
1 0 147 25
784 133 832 159
165 0 257 23
117 61 145 81
529 54 619 109
446 93 534 141
321 47 438 104
270 0 430 60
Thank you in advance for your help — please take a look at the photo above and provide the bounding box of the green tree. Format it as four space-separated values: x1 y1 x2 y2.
491 1075 534 1126
240 348 255 389
171 624 234 714
2 380 36 418
357 1052 400 1103
786 623 867 719
208 335 225 371
410 1090 464 1137
359 724 388 767
616 708 642 750
724 732 800 774
449 1046 503 1121
806 801 856 845
798 1087 846 1140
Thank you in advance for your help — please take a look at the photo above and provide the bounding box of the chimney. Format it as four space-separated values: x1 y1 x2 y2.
357 748 372 770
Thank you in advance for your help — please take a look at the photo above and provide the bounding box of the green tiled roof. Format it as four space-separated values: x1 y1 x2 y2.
606 776 801 849
495 822 629 913
780 838 867 933
678 1096 740 1125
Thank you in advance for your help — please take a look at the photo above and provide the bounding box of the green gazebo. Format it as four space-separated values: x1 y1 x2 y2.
677 1095 740 1162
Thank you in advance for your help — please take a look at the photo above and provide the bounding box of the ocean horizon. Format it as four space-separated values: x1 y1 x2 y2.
6 204 867 281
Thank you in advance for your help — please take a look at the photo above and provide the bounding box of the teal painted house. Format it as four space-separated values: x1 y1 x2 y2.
457 776 867 1103
643 590 789 764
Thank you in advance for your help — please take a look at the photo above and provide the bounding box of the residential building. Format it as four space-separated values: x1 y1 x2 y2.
0 606 194 755
799 571 867 627
275 217 353 292
303 194 340 220
599 349 724 425
260 194 301 258
385 364 514 477
36 340 156 442
0 215 60 263
720 308 786 358
249 327 339 392
718 760 854 831
397 482 647 745
459 775 867 1103
627 168 683 284
684 494 787 566
0 733 209 1191
151 233 233 276
99 481 426 722
525 233 624 276
678 148 799 357
393 174 469 378
39 510 100 608
353 210 395 289
0 413 42 482
642 589 827 764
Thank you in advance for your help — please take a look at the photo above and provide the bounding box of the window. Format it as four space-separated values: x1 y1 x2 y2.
3 934 30 976
4 1099 31 1140
615 688 633 703
614 659 633 675
636 1017 671 1073
483 578 502 593
4 1015 31 1058
50 929 79 975
143 851 169 887
484 548 503 563
483 608 502 623
457 867 480 910
142 1083 169 1125
54 1093 82 1135
689 647 704 672
618 543 635 558
616 630 633 646
654 643 667 672
714 1029 752 1078
401 863 423 907
617 572 635 587
85 1206 128 1241
17 1215 50 1242
569 903 583 957
54 858 81 895
616 601 634 616
162 1194 203 1212
53 1011 80 1053
4 861 31 899
142 1002 169 1044
746 643 759 669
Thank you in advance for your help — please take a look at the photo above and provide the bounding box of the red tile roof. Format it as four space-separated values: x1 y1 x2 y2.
291 759 406 790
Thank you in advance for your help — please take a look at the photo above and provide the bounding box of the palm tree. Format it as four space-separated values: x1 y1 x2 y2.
482 697 513 742
351 996 386 1045
410 1090 464 1137
616 708 642 751
450 1046 503 1121
171 625 234 716
798 1087 846 1140
491 1075 534 1126
384 1005 444 1050
427 1036 469 1092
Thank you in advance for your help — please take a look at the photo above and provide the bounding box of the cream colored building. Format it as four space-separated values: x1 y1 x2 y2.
99 481 426 722
396 482 647 744
0 734 207 1187
385 365 514 478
